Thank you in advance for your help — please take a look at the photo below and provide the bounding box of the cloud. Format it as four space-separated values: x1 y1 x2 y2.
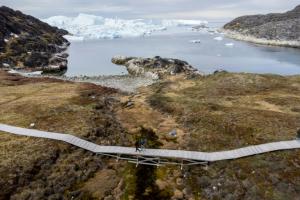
1 0 299 20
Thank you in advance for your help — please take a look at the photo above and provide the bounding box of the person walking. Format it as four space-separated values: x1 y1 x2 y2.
135 139 140 152
140 138 147 151
140 138 145 151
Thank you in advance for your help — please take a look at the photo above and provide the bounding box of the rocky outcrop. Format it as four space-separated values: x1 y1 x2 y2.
112 56 202 79
0 6 70 73
223 5 300 47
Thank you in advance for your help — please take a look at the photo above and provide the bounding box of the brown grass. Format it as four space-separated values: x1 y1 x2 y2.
0 70 123 199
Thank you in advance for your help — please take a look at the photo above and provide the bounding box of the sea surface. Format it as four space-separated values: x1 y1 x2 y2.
65 23 300 76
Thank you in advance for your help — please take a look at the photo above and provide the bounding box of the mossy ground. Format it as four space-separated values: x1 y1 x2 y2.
145 72 300 199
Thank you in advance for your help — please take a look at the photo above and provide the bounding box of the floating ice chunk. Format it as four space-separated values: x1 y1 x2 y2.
162 19 208 27
225 43 234 47
189 39 201 43
64 35 84 41
214 36 223 41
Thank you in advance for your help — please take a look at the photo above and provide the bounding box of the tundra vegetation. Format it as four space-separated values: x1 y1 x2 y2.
1 70 300 199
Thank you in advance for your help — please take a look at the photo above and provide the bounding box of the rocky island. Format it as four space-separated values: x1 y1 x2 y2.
112 56 202 79
223 5 300 48
0 6 70 74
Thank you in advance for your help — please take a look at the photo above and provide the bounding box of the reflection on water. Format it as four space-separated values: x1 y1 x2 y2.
66 28 300 76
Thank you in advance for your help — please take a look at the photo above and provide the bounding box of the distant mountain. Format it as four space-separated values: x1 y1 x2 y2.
0 6 70 73
223 5 300 47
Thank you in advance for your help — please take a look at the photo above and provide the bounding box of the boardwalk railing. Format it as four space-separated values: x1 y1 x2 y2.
0 123 300 167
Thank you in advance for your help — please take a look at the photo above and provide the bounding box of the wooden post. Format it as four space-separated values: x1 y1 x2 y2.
136 156 139 167
116 154 120 162
180 160 183 170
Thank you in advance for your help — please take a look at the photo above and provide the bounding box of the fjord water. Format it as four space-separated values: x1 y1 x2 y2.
66 25 300 76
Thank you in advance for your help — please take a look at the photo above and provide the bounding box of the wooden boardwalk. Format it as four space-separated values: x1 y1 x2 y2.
1 123 300 166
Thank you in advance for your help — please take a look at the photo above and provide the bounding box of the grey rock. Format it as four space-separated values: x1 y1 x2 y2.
169 129 177 137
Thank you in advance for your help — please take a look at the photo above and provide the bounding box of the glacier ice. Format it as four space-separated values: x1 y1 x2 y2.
43 14 208 41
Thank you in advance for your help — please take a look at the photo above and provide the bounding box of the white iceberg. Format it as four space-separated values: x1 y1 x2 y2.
43 14 208 41
225 43 234 47
161 19 208 27
214 36 223 41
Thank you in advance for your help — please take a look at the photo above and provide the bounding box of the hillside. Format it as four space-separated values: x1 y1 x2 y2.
0 6 70 74
223 5 300 47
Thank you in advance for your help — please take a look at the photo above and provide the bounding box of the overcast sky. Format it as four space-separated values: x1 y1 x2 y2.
1 0 299 21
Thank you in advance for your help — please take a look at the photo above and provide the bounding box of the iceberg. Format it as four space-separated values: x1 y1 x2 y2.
214 36 223 41
225 43 234 47
161 19 208 27
43 14 208 41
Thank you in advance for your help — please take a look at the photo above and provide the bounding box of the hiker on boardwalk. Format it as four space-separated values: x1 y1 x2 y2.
135 139 141 152
140 138 147 151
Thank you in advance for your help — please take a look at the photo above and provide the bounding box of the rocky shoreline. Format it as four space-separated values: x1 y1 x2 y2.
223 29 300 48
53 75 155 93
223 5 300 48
7 55 203 93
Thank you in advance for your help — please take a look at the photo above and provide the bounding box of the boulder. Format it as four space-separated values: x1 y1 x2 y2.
112 56 202 79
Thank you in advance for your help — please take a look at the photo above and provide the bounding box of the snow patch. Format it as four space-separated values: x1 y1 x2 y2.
8 69 43 76
3 63 10 67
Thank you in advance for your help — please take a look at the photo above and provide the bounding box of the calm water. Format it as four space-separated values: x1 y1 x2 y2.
66 26 300 76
